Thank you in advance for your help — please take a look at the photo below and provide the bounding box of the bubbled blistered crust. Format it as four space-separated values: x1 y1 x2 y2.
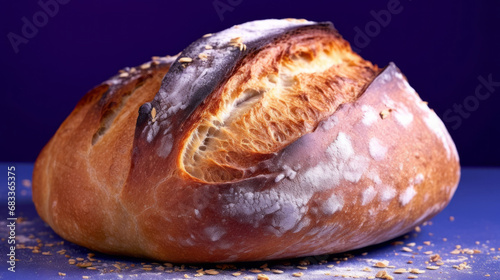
33 19 460 263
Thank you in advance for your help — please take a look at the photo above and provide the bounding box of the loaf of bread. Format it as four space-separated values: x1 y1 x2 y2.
33 19 460 262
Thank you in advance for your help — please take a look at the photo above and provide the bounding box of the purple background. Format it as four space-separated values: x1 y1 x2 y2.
1 0 499 165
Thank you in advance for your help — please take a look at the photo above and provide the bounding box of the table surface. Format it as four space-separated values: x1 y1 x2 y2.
0 163 499 280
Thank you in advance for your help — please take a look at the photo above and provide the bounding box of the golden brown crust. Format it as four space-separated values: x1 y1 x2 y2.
32 19 460 262
33 56 176 255
181 27 379 183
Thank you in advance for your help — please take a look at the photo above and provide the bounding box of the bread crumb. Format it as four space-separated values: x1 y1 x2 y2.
205 269 219 275
271 269 283 274
374 261 389 268
298 260 310 266
292 272 304 277
402 247 413 252
58 272 66 276
409 269 425 274
76 262 92 268
202 33 213 38
430 254 441 262
232 272 242 276
257 274 269 280
464 249 475 254
380 109 392 119
453 262 471 270
394 268 407 274
449 216 455 221
426 266 439 270
375 270 393 279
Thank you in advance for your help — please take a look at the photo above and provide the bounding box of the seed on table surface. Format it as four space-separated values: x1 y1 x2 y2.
394 268 407 274
204 269 219 275
374 261 389 268
402 247 413 252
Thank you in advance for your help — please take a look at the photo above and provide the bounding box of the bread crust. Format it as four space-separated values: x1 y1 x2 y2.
33 19 460 262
